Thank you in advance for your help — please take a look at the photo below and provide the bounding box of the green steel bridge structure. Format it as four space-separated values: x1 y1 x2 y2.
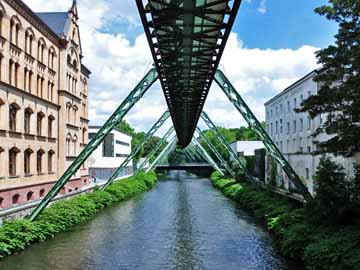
28 0 312 221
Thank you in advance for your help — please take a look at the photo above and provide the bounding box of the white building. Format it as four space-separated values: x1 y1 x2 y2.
264 69 357 195
230 141 265 157
88 127 133 182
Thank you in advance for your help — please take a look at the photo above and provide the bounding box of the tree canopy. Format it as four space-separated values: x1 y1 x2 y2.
297 0 360 156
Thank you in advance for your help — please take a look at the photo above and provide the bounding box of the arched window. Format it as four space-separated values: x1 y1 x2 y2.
9 103 19 131
12 194 20 205
66 133 72 156
24 107 33 134
0 147 4 177
48 150 54 173
66 102 72 123
10 17 21 46
0 10 5 37
8 59 13 85
9 147 19 176
37 38 46 63
48 47 56 69
37 149 44 174
67 55 71 65
37 112 45 136
0 197 3 208
24 148 33 175
25 28 35 55
26 191 33 201
48 115 54 138
39 189 45 198
73 105 78 125
82 128 87 144
73 135 78 156
0 98 4 127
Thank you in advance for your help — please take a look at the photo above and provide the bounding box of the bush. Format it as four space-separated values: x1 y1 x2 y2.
210 171 360 269
0 171 158 259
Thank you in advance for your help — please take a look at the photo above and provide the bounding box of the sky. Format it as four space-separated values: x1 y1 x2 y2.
24 0 338 135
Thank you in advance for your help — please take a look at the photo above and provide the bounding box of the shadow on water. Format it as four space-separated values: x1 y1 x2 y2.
0 170 304 270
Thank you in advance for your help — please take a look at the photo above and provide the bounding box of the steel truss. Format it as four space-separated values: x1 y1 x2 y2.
102 110 170 190
28 69 158 221
196 127 235 177
147 137 177 172
192 138 224 175
137 0 243 147
214 69 312 200
135 127 174 175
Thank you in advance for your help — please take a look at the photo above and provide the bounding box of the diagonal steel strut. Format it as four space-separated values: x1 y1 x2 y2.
214 69 312 200
102 110 170 190
196 127 235 177
192 138 224 176
28 69 158 221
147 137 177 172
135 126 174 175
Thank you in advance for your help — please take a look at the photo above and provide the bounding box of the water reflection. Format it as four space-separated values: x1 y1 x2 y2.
0 171 302 270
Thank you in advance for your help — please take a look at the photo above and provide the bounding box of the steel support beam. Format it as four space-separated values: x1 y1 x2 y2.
147 137 177 172
135 127 174 175
188 143 204 162
214 69 312 200
201 111 247 172
196 127 235 177
28 69 158 221
102 110 170 190
192 138 224 176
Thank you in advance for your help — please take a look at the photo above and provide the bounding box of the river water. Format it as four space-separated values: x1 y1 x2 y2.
0 171 302 270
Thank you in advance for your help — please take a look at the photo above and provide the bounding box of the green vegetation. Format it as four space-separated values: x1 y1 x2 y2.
0 171 157 259
297 0 360 156
211 171 360 270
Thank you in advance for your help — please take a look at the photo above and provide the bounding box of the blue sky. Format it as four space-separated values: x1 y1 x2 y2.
26 0 339 132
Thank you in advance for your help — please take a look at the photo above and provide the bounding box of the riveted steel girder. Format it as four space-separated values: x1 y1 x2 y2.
137 0 243 147
102 110 170 190
192 138 224 175
28 69 158 221
214 69 313 201
147 137 177 172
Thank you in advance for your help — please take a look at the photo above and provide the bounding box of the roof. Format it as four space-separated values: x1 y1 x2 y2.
89 126 133 139
264 69 319 106
36 12 69 37
230 141 265 156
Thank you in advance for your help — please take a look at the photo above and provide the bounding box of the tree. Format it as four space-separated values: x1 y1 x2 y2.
116 120 135 136
297 0 360 156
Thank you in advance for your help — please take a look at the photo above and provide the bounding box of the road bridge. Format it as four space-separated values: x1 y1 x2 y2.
28 0 312 221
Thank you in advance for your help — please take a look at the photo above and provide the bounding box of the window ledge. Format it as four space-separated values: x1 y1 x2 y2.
9 175 20 179
24 174 33 177
37 173 45 176
9 130 22 135
48 172 55 175
37 135 47 140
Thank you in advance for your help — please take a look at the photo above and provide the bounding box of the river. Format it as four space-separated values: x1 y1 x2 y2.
0 171 302 270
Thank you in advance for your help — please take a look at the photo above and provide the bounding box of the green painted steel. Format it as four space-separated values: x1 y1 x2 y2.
147 137 177 172
192 138 224 176
188 144 204 162
102 110 170 190
28 69 159 221
196 127 235 178
134 127 174 175
200 111 248 172
214 69 312 200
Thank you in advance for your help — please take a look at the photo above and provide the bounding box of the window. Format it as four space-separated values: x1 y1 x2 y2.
66 103 71 123
270 123 273 136
48 115 54 138
14 63 19 88
287 101 290 112
275 121 278 134
102 134 114 157
280 119 283 134
307 146 311 153
24 149 32 175
308 90 311 98
287 122 290 134
66 134 72 156
293 98 297 110
12 194 20 205
37 39 46 63
9 147 19 176
73 135 77 156
9 60 13 85
82 128 87 144
300 118 304 131
299 138 303 152
0 197 3 208
116 154 129 158
280 104 283 113
270 109 273 118
10 18 21 46
27 191 33 201
48 150 54 173
37 112 45 136
37 150 44 174
293 120 297 133
24 108 33 134
306 168 310 179
39 189 45 197
25 29 34 55
307 116 311 129
116 140 130 146
9 103 19 131
300 94 304 103
280 141 283 152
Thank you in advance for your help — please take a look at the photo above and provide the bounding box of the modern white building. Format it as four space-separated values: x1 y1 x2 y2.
264 69 358 195
88 127 133 182
230 141 265 157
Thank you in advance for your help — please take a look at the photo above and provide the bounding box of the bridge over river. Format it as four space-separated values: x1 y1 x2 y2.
0 171 302 270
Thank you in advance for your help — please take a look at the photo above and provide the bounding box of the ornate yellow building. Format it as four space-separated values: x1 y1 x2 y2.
0 0 90 208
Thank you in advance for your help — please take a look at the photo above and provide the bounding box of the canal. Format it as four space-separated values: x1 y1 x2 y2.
0 171 302 270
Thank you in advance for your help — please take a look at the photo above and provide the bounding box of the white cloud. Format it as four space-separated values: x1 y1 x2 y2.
23 1 319 136
258 0 267 14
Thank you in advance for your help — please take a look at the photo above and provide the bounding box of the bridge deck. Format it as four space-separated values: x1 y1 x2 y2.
137 0 242 147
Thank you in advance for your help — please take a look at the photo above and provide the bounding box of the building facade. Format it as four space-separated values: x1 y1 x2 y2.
0 0 90 209
88 127 133 182
264 69 357 195
230 141 265 157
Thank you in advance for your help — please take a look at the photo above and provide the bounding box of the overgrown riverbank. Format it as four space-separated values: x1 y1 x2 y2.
211 172 360 270
0 171 157 259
